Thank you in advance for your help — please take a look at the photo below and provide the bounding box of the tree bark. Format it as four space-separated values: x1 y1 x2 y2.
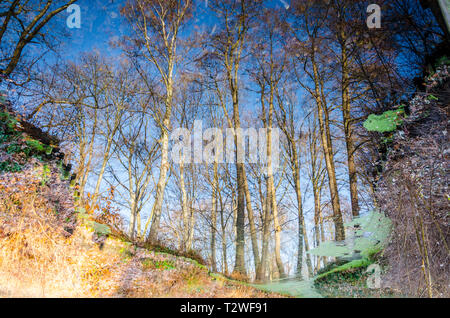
210 161 218 272
340 32 360 218
242 171 261 276
147 80 173 243
266 97 285 278
311 55 345 241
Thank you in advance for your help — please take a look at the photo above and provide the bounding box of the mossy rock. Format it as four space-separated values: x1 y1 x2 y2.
76 209 111 237
25 139 53 156
315 258 373 281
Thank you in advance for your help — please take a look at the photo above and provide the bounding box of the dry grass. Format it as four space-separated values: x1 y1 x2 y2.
0 172 282 298
0 196 122 297
0 162 125 297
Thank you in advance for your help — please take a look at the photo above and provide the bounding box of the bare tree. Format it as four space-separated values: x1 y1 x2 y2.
109 107 158 240
0 0 77 81
122 0 192 243
203 0 264 279
288 1 345 241
249 9 287 279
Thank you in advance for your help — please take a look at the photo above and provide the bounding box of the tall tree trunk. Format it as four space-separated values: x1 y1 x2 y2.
230 71 247 278
341 38 359 218
128 153 137 239
234 163 247 276
301 208 313 276
266 100 285 278
313 181 322 270
219 189 228 276
292 147 305 277
258 195 271 282
210 162 218 272
242 171 261 276
187 202 195 250
147 84 173 243
179 159 189 251
311 56 345 241
129 203 137 239
136 211 142 240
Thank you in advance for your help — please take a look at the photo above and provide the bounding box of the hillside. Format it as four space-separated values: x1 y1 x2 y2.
375 61 449 297
0 102 283 298
1 63 448 299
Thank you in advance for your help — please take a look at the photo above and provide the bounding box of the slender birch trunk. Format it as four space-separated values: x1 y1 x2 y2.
340 33 359 218
179 157 189 251
311 53 345 241
210 161 219 272
266 92 285 278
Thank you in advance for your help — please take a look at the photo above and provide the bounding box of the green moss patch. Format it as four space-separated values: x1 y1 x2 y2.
363 108 404 133
141 258 176 271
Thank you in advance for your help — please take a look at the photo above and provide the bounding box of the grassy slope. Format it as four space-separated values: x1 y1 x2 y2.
92 235 286 298
0 106 283 298
0 221 286 298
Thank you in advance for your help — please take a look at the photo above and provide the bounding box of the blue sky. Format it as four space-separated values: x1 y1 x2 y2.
56 0 294 59
58 0 125 58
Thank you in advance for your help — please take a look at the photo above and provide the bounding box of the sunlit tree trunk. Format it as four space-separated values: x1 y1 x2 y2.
148 82 173 243
218 187 228 276
179 157 189 251
311 55 345 241
122 0 191 243
340 28 360 218
266 93 285 278
210 161 219 272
